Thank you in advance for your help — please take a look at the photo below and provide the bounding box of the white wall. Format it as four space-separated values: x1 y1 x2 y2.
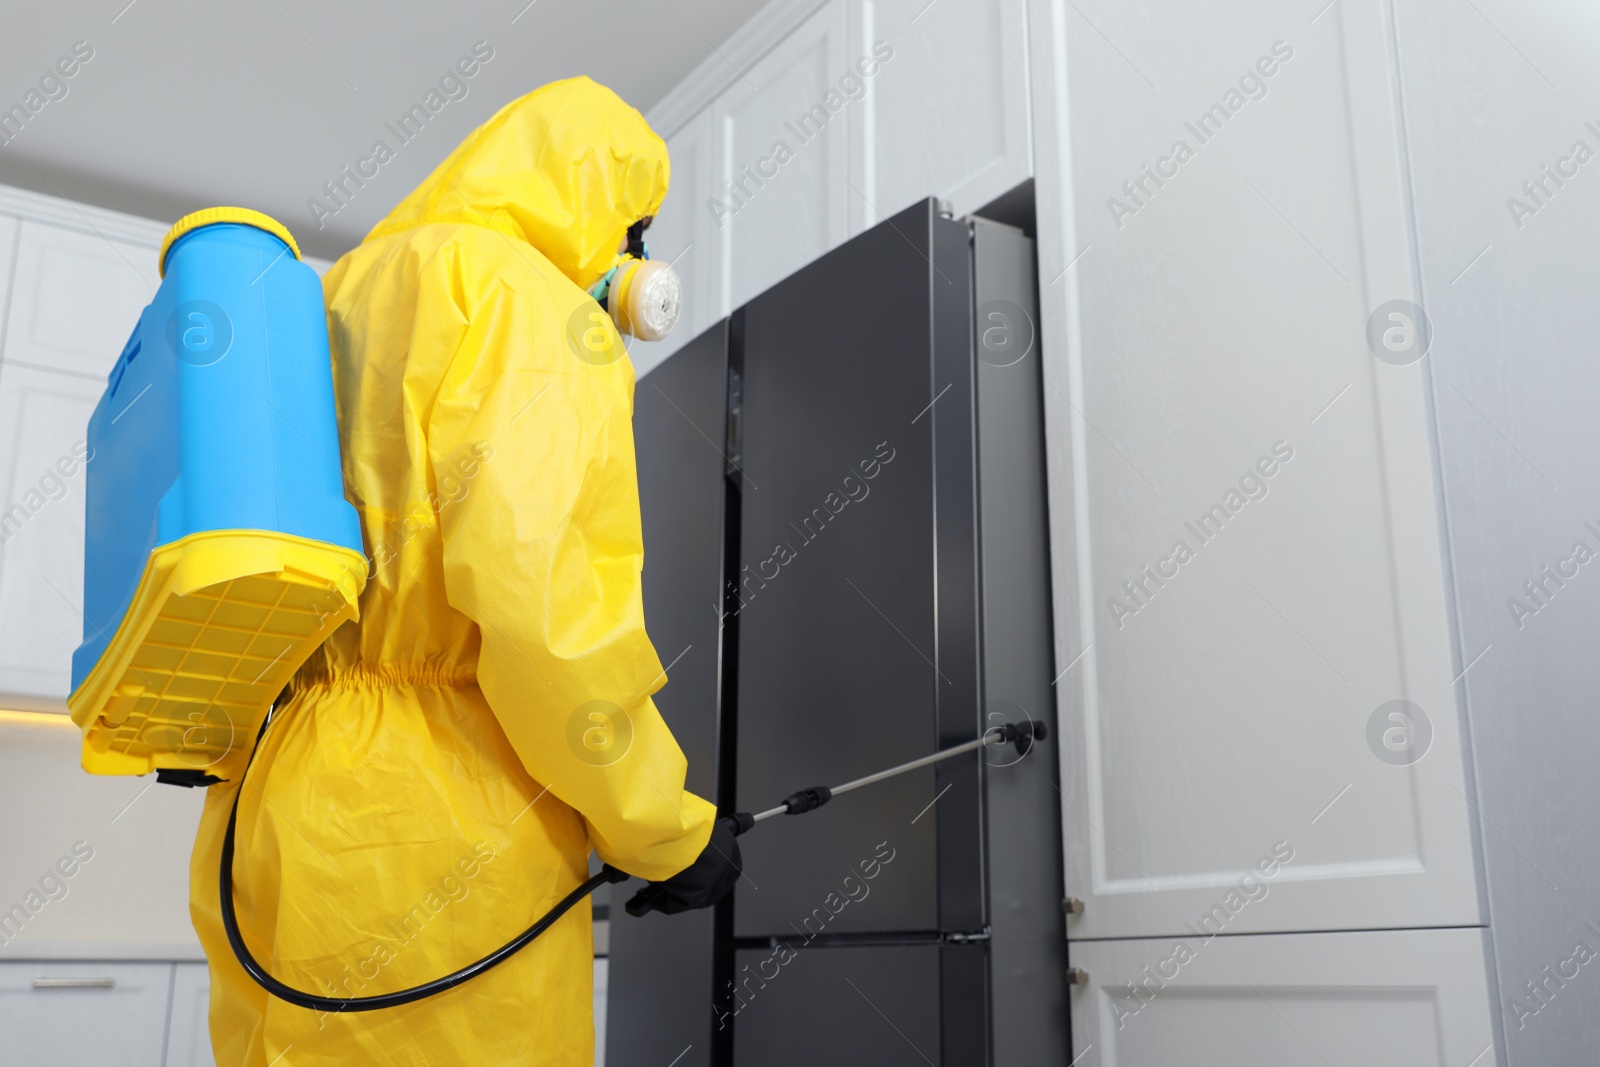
0 712 203 958
1396 0 1600 1061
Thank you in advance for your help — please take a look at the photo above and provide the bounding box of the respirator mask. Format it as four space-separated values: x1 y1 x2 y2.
588 217 681 342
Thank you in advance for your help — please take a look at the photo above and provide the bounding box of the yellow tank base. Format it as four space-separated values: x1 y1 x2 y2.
67 530 367 782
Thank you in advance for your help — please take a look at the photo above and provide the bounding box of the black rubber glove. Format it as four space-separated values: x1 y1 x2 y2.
624 816 743 917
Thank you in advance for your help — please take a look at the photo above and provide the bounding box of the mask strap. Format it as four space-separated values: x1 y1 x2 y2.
588 264 620 304
626 218 649 260
590 216 654 304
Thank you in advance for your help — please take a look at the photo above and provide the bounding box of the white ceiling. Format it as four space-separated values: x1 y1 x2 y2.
0 0 768 258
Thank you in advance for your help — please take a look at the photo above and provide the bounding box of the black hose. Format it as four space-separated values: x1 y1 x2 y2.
219 709 628 1013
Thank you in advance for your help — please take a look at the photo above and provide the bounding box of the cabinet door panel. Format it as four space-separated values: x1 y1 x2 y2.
0 363 103 702
4 220 158 378
164 963 215 1067
0 961 172 1067
848 0 1031 228
1042 0 1480 938
1069 928 1500 1066
630 108 714 380
710 0 849 315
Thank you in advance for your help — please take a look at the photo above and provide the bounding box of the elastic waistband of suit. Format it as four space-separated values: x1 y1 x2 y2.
292 665 477 691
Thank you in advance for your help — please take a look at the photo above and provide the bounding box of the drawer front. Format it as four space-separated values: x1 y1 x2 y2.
1068 927 1499 1066
165 962 215 1067
0 961 173 1067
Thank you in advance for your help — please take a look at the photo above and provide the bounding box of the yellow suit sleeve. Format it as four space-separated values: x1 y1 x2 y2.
424 243 714 882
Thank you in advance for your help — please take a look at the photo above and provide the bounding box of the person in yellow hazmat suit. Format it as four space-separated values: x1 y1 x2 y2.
187 77 739 1065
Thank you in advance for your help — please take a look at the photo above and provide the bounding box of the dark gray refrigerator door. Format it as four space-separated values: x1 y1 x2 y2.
731 200 981 939
971 217 1071 1064
606 322 729 1067
730 942 986 1066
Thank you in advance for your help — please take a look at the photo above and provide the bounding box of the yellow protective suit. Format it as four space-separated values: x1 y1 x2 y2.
189 77 715 1066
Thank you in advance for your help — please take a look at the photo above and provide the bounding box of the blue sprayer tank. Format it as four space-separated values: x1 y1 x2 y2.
68 207 367 782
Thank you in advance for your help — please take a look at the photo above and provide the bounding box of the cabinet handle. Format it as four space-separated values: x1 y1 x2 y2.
33 978 117 989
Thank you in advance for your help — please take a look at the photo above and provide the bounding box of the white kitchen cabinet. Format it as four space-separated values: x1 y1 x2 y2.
3 219 158 379
628 108 715 380
0 211 158 707
0 362 105 704
165 962 214 1067
847 0 1032 229
710 0 850 315
0 961 174 1067
638 0 1034 373
1037 0 1482 939
1068 927 1500 1065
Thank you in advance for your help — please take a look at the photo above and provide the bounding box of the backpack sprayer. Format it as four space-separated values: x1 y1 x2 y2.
68 208 365 785
220 715 1048 1012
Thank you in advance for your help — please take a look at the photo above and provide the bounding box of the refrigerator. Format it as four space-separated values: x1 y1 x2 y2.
608 197 1067 1065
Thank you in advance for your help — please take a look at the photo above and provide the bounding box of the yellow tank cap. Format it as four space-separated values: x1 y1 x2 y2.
159 207 303 278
